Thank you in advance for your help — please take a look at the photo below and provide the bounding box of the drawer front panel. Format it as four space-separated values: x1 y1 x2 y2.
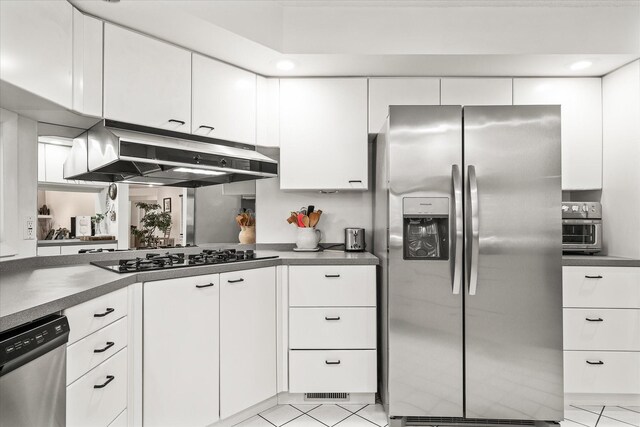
67 348 128 427
289 307 376 349
289 350 376 393
65 287 128 344
107 409 127 427
289 266 376 307
563 267 640 308
564 351 640 394
67 317 128 385
564 309 640 351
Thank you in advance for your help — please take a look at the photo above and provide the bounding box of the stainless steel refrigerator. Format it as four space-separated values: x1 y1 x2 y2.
373 105 563 426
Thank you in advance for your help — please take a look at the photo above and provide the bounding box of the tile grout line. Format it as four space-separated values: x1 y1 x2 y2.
565 419 591 427
279 411 311 427
352 412 384 427
616 406 640 415
258 414 278 427
595 406 605 426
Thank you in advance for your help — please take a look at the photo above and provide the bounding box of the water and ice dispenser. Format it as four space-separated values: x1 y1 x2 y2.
403 197 449 260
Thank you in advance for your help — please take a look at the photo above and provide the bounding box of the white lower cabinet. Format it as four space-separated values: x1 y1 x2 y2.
220 267 277 418
67 348 128 427
563 266 640 402
288 265 377 396
143 275 220 427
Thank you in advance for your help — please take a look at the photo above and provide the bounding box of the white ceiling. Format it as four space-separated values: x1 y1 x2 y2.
71 0 640 77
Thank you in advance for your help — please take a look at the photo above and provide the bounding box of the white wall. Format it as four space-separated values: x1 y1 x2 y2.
0 109 37 260
601 60 640 258
40 190 96 230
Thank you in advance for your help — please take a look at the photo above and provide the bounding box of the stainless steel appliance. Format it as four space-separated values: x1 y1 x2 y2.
345 227 366 252
373 106 563 426
562 202 602 254
63 120 278 187
91 249 279 273
0 315 70 427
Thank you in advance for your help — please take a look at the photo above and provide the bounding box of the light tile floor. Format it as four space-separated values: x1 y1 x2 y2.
235 404 640 427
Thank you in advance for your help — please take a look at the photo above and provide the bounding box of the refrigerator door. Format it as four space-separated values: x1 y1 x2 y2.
387 106 464 417
463 106 563 420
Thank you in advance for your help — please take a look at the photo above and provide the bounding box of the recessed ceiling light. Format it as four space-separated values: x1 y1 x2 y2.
276 60 296 71
570 60 592 71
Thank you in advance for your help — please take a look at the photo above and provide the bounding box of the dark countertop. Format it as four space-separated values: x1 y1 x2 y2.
562 255 640 267
0 250 378 332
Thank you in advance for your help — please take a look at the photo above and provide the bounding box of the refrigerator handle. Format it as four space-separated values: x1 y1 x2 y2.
467 165 480 296
451 164 463 295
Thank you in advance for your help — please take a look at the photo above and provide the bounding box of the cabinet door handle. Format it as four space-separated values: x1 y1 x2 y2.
325 274 340 278
196 283 215 288
197 125 215 131
325 316 341 321
586 360 604 365
94 375 115 389
227 278 244 283
585 275 603 279
348 180 362 184
94 342 115 353
168 119 186 126
586 317 604 322
94 308 114 318
325 360 341 365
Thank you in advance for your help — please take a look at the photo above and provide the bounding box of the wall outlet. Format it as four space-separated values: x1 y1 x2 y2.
24 216 35 240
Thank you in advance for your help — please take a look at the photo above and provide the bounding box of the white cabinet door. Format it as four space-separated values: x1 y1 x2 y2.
441 78 512 106
72 9 102 117
192 54 256 144
0 0 73 108
368 78 440 133
513 78 602 190
104 23 191 132
143 275 220 427
220 267 276 418
280 78 368 190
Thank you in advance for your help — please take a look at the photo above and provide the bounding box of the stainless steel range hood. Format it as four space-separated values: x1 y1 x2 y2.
63 120 278 187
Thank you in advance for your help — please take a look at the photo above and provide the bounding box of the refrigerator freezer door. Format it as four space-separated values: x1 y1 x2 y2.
387 105 464 417
463 106 563 420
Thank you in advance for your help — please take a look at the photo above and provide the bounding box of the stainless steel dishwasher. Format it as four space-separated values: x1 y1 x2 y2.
0 314 70 427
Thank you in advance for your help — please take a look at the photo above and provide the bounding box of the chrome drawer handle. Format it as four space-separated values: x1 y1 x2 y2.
196 283 215 288
325 316 341 321
586 360 604 365
94 308 114 318
94 342 115 353
325 274 340 278
585 275 603 279
94 375 115 389
227 278 244 283
586 317 603 322
168 119 185 126
325 360 341 365
197 125 215 131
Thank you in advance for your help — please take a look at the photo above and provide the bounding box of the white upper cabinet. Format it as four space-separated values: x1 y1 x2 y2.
0 0 73 108
280 78 368 191
192 54 256 144
368 78 440 133
103 23 191 132
441 78 512 106
72 9 102 117
513 78 602 190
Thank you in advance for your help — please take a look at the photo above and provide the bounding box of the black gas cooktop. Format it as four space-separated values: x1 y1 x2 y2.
91 249 278 273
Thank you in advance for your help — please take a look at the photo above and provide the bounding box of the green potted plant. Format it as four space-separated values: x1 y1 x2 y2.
131 202 172 248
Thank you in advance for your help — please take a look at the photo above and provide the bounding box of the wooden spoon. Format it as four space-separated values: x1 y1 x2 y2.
309 211 320 227
302 215 310 227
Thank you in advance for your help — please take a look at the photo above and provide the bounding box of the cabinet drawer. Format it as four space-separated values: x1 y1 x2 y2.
67 348 128 427
563 267 640 308
564 351 640 394
289 307 376 349
289 350 376 393
67 317 128 385
65 287 128 344
108 409 127 427
564 309 640 351
289 266 376 307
